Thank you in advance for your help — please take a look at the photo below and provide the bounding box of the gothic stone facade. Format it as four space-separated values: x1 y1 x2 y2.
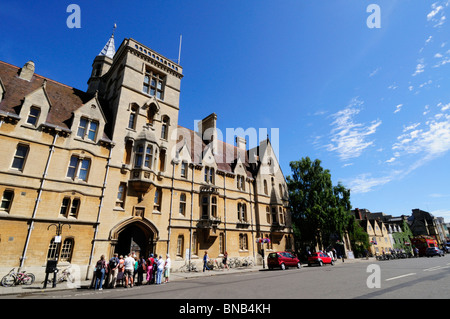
0 37 293 279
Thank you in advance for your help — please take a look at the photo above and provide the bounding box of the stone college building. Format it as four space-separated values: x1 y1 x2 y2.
0 32 293 279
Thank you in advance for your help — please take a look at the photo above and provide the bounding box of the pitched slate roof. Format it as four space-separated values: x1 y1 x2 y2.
0 60 111 141
177 125 254 179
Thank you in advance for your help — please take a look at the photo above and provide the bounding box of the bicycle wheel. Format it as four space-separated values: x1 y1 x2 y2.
22 273 35 285
66 274 76 283
1 274 16 287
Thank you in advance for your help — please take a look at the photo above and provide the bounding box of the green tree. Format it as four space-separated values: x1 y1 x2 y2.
347 215 370 256
286 157 353 253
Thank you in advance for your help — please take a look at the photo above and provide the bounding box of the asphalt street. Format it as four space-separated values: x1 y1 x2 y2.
2 255 449 300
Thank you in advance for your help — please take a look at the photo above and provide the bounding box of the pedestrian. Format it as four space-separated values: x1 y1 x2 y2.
137 256 146 285
123 253 135 288
223 251 229 270
156 255 164 285
164 254 171 284
117 255 125 286
94 255 107 290
146 254 155 284
133 256 139 284
203 251 210 272
108 253 119 288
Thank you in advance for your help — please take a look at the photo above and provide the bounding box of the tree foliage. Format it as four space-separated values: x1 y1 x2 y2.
286 157 353 251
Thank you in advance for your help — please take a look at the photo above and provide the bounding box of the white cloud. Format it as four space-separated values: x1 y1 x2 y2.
388 83 398 90
394 104 403 114
385 157 396 163
412 60 425 76
427 4 443 20
439 102 450 111
345 173 395 194
326 98 382 161
403 123 421 132
369 67 380 77
393 113 450 160
427 1 449 27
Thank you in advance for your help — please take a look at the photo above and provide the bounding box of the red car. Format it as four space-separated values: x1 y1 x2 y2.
307 252 335 267
267 252 301 270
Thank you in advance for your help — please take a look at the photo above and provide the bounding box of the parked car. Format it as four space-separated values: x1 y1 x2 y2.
308 252 335 267
425 247 444 257
267 252 301 270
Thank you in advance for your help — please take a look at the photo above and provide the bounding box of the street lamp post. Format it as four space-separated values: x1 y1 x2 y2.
257 238 271 269
44 222 71 288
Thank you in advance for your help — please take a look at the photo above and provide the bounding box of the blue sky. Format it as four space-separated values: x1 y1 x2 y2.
2 1 450 221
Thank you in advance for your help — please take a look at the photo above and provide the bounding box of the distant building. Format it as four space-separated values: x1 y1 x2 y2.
408 209 445 245
351 208 413 255
0 32 293 279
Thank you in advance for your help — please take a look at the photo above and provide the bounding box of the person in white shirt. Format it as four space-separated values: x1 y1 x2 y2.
164 254 171 284
123 253 135 288
156 255 164 285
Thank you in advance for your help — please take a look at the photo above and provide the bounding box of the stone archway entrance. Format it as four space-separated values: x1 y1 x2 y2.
110 218 158 259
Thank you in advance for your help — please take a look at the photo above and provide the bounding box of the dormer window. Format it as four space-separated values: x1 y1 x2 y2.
237 175 245 191
26 107 40 126
204 166 215 184
77 117 99 142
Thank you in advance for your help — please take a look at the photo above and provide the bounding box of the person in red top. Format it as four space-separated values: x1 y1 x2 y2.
146 253 155 284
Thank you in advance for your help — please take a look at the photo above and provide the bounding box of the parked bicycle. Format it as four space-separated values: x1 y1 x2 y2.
177 261 199 273
1 268 35 287
41 266 76 285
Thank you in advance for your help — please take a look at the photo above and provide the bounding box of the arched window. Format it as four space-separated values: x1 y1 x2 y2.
147 103 157 125
161 116 169 140
128 104 138 129
264 180 268 195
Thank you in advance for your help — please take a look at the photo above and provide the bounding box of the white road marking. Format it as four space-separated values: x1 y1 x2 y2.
424 265 450 271
385 273 416 281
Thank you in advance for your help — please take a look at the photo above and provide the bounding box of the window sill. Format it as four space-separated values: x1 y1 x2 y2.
73 137 97 145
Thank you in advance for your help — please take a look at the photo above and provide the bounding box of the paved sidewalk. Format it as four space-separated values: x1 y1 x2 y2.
0 257 373 296
0 265 264 296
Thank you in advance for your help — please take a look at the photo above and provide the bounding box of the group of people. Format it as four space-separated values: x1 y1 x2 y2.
92 252 171 290
202 251 230 272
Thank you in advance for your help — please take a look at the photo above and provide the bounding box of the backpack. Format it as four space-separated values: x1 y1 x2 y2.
109 257 117 268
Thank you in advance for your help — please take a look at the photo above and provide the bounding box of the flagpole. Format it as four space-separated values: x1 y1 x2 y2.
178 34 183 65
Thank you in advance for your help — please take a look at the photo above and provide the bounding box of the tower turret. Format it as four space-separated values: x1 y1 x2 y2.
87 24 117 94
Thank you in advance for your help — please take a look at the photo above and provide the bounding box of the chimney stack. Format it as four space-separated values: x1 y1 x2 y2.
18 61 35 81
